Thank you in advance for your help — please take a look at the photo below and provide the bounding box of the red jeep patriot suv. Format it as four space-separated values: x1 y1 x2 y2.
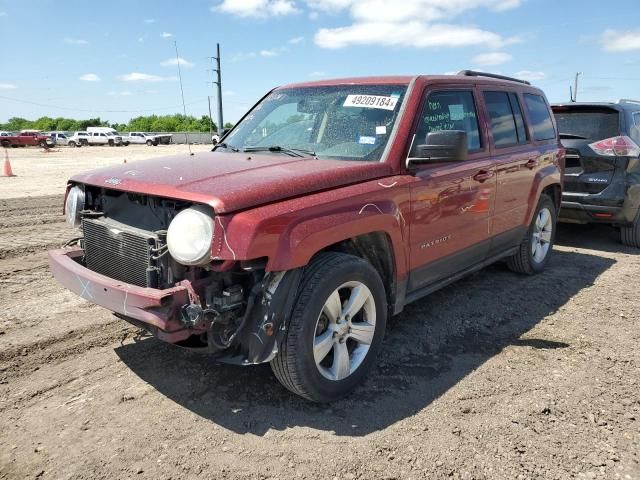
49 71 564 402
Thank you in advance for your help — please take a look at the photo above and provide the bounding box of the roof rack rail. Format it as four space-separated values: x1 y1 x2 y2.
457 70 531 86
618 99 640 105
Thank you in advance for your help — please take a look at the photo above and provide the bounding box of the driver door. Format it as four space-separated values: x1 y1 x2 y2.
407 88 496 292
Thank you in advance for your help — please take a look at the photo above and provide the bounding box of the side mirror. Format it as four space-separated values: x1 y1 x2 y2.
407 130 468 168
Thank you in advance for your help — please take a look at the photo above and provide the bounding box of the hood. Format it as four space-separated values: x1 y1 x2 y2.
71 151 393 213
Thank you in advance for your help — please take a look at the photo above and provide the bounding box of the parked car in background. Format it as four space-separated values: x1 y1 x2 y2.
1 130 52 148
552 99 640 247
86 127 124 146
122 131 173 146
50 71 563 402
0 131 14 137
47 132 70 146
67 131 90 147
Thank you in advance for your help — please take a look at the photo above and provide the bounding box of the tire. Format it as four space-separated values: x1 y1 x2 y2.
39 141 47 148
108 140 114 147
124 142 130 146
146 140 153 146
621 213 640 248
1 140 9 148
68 141 77 148
507 194 556 274
271 252 387 403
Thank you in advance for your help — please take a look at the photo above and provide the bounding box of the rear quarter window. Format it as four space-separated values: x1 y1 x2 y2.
523 94 556 141
553 109 619 141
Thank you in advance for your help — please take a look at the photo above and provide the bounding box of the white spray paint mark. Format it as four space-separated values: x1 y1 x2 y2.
378 181 397 188
216 216 237 260
123 288 129 316
163 166 172 170
76 275 93 300
358 203 384 215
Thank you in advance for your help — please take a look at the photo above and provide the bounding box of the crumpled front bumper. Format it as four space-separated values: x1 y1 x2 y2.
48 247 197 343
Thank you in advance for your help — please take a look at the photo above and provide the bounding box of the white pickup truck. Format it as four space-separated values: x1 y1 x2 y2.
67 130 123 147
122 132 173 146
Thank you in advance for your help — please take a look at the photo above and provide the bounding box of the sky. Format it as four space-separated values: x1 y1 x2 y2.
1 0 640 125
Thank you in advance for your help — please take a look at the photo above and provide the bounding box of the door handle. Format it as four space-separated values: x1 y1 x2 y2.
525 159 539 169
473 170 495 183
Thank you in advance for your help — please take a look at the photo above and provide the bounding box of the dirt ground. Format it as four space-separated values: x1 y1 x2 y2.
0 147 638 479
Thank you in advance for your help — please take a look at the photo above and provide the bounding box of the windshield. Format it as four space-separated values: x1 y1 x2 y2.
222 84 408 161
553 108 619 140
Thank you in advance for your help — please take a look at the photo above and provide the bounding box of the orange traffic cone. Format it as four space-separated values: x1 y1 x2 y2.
2 150 15 177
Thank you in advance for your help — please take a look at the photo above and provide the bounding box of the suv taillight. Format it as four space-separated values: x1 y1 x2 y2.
588 136 640 157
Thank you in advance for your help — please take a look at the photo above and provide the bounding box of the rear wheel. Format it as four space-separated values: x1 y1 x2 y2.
271 252 387 403
68 141 77 148
507 194 556 274
621 213 640 248
1 140 9 148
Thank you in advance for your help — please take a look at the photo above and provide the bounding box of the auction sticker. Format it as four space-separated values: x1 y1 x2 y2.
343 94 398 111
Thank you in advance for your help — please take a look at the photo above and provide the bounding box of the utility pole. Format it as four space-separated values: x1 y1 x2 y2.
571 72 582 102
208 43 224 133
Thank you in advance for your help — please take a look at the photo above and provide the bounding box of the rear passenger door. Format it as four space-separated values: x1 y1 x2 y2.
407 88 496 292
480 89 534 252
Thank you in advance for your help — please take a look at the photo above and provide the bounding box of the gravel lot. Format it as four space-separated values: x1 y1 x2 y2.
0 147 638 479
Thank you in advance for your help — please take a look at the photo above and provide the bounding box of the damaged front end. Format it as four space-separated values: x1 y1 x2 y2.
51 184 301 365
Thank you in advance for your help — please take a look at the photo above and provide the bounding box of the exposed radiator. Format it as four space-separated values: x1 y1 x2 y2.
82 217 156 288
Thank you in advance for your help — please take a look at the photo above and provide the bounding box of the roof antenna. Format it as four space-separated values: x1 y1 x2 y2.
174 40 193 156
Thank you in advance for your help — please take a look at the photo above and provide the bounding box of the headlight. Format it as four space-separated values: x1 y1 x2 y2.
65 185 85 228
167 206 214 266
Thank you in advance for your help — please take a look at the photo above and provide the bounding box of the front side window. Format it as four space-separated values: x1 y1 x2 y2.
222 85 408 162
524 94 556 141
411 90 481 154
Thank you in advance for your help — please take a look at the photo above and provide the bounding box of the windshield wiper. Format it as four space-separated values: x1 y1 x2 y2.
559 133 588 140
213 142 239 152
242 145 316 158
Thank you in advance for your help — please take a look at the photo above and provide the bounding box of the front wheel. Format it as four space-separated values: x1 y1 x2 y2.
146 140 153 146
507 194 556 274
271 252 387 403
68 141 77 148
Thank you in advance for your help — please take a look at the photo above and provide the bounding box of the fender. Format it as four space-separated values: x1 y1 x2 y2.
524 153 563 225
213 176 412 280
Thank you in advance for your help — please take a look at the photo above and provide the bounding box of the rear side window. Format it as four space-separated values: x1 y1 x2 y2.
523 94 556 141
553 109 619 141
412 90 481 153
483 91 528 147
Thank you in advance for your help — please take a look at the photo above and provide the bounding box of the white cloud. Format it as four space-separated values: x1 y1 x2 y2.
601 29 640 52
309 71 326 77
79 73 101 82
138 37 145 43
223 89 235 96
310 0 520 49
161 32 173 38
107 91 133 96
472 51 512 66
288 36 304 44
0 11 7 17
0 83 17 89
64 37 88 45
512 70 545 81
160 57 195 67
118 72 177 82
316 21 508 49
260 49 279 56
214 0 299 18
143 18 156 23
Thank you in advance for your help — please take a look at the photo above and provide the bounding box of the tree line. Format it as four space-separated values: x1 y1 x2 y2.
0 115 235 133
